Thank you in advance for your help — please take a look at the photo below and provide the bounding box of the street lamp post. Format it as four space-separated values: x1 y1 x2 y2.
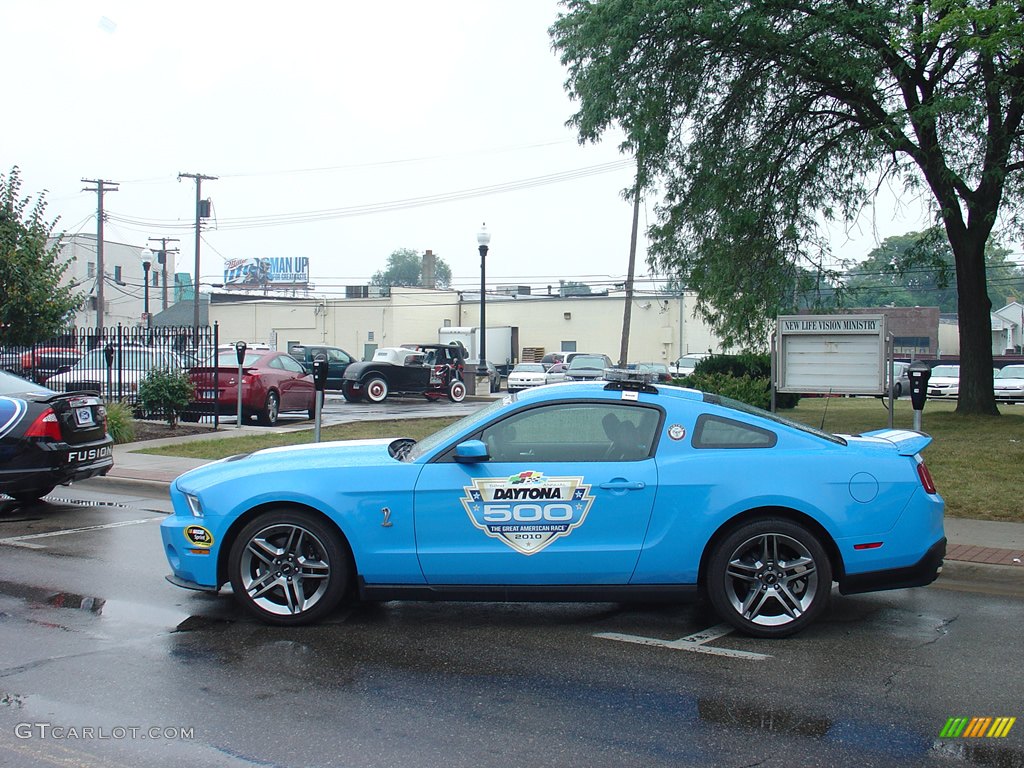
477 224 491 381
141 255 152 328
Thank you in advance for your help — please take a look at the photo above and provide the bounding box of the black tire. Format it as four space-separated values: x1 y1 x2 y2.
448 378 467 403
9 485 56 503
227 510 351 625
706 518 832 638
257 391 280 426
894 382 903 398
364 376 389 403
341 381 363 403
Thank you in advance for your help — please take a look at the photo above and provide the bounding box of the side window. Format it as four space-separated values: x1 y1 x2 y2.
268 356 284 370
279 355 305 373
478 403 660 463
693 414 777 449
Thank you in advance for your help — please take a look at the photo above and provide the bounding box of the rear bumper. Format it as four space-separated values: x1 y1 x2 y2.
839 538 946 595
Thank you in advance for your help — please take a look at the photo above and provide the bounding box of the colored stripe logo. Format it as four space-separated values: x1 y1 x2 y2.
940 717 1016 738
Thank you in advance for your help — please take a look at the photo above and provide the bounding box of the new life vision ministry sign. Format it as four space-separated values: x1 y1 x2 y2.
776 314 887 395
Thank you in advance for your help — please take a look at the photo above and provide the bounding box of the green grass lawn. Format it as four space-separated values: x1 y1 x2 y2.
136 399 1024 522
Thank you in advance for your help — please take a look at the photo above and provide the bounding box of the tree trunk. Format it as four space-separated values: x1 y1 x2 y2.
950 230 998 415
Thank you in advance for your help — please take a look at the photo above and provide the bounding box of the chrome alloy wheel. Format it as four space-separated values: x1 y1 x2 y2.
722 532 819 628
238 523 332 616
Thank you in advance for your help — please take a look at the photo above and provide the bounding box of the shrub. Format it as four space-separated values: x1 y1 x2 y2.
681 352 801 410
104 400 136 444
138 368 195 428
685 371 773 409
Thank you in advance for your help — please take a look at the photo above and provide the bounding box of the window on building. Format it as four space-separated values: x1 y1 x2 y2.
87 262 96 278
114 266 122 283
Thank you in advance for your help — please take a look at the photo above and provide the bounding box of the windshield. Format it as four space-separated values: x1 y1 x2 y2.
931 365 959 377
75 348 175 371
569 355 606 370
0 369 52 394
405 398 510 461
997 366 1024 378
514 364 545 373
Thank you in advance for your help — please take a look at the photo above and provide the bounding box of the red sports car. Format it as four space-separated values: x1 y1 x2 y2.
184 350 316 426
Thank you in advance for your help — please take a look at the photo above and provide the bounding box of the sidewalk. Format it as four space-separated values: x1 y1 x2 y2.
103 427 1024 585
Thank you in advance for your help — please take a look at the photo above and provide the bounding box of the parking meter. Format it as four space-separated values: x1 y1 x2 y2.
312 354 328 442
907 361 932 431
235 341 247 428
103 344 114 400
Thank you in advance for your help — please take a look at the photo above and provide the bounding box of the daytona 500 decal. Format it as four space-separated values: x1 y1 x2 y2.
0 397 27 440
460 471 594 555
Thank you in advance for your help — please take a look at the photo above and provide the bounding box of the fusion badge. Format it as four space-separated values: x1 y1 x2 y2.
461 471 595 555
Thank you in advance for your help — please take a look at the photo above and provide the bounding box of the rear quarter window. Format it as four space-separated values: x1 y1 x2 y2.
693 414 778 449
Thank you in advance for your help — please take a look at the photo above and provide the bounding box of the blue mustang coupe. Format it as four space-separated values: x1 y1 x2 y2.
161 372 945 638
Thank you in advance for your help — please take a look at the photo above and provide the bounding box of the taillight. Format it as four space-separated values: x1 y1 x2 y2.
24 408 63 440
917 461 937 494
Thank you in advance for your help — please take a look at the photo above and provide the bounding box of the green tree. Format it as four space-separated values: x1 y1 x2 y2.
370 248 452 290
0 167 81 346
845 229 1024 311
551 0 1024 415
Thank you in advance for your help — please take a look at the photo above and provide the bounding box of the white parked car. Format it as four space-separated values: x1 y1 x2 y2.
926 364 960 399
671 353 709 376
506 362 566 392
994 365 1024 404
45 346 185 399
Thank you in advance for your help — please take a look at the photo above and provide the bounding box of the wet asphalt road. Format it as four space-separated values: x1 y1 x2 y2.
1 485 1023 768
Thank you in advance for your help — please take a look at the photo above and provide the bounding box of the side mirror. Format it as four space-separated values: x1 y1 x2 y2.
235 341 247 365
454 440 489 464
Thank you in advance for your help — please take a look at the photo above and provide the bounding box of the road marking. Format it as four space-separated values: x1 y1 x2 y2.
0 517 164 549
594 623 772 660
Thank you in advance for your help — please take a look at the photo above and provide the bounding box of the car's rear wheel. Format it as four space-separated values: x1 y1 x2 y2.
227 510 351 625
448 378 467 402
341 381 363 403
257 391 280 426
707 518 831 638
365 376 388 403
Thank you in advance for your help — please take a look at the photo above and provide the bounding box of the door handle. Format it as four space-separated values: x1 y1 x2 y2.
599 480 646 491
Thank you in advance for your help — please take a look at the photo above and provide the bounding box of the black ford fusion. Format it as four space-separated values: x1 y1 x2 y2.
0 369 114 502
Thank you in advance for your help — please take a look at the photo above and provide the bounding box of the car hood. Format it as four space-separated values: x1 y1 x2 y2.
927 376 959 385
174 438 398 493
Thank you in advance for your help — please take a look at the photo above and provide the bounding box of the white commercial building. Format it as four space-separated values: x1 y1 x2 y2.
207 287 725 365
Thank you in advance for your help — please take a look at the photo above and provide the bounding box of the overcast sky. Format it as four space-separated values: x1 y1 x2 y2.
3 1 932 297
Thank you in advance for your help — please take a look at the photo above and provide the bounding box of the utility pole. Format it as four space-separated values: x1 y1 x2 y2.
147 236 179 311
618 164 643 367
82 178 119 328
178 172 217 345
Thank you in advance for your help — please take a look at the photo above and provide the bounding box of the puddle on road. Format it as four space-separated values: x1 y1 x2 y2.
0 578 234 633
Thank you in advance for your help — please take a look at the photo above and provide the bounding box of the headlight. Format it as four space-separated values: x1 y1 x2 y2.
185 493 204 518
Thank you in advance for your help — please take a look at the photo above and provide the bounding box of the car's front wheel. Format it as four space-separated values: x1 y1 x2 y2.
706 518 832 638
364 376 389 403
257 391 280 426
448 378 467 402
227 510 351 625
